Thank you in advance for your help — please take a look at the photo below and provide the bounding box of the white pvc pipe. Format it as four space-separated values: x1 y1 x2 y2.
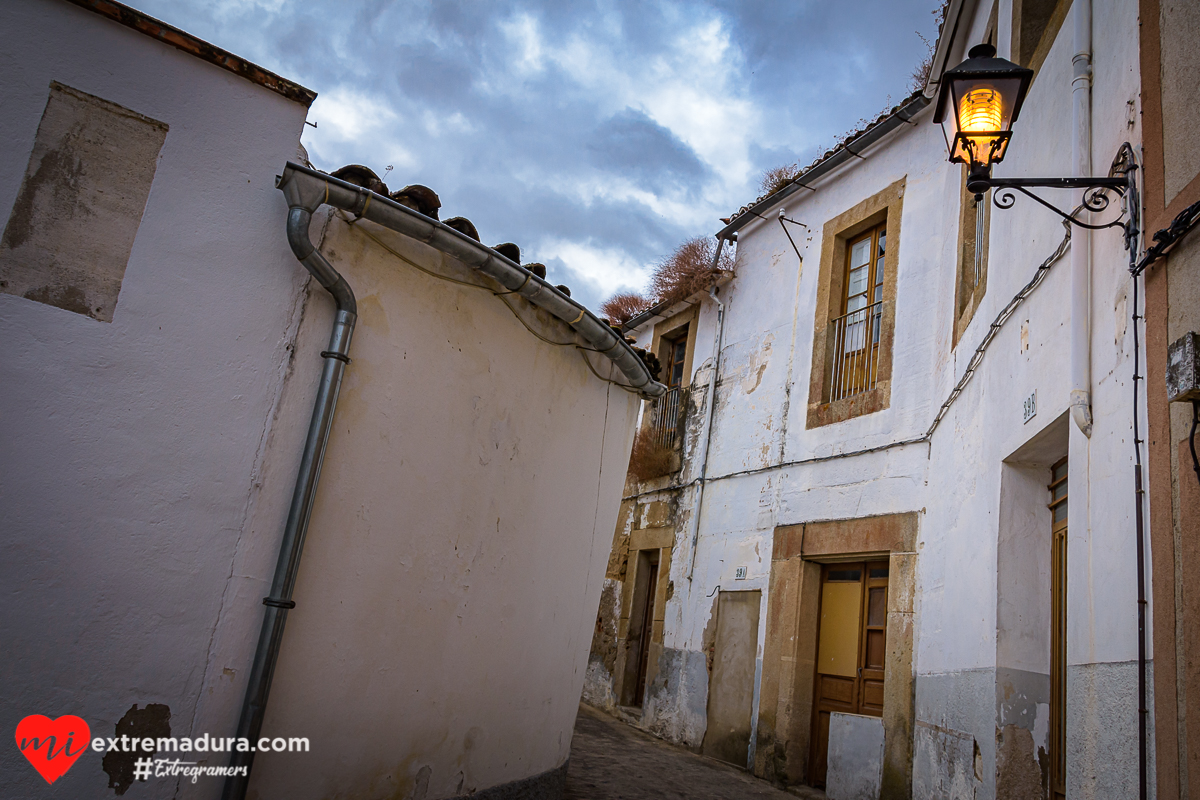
1069 0 1093 436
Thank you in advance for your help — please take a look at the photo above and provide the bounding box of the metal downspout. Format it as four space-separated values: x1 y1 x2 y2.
222 191 358 800
687 235 731 582
1069 0 1093 437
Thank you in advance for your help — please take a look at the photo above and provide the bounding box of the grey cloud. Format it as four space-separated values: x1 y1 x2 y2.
132 0 941 309
586 108 710 194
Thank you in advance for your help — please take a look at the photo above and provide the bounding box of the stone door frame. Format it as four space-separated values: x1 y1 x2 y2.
756 512 918 800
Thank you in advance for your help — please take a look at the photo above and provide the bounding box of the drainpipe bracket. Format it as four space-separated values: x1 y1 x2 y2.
1070 389 1093 437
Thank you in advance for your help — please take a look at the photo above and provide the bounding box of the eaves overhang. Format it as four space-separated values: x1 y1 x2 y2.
64 0 317 107
716 92 931 241
277 162 667 398
621 270 735 334
715 0 975 242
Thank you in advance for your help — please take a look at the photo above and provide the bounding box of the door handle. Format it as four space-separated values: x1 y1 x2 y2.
858 667 863 678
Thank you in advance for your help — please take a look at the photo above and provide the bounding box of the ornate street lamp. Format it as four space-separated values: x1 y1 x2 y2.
935 44 1032 192
935 43 1137 238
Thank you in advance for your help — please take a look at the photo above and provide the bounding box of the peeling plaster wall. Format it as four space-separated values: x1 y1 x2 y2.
240 214 639 800
914 670 994 800
588 0 1150 795
0 1 312 798
582 579 623 709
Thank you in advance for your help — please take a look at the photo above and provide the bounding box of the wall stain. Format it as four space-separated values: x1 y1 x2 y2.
1 83 167 322
996 724 1048 800
23 283 91 317
102 703 171 795
2 130 88 251
739 333 774 395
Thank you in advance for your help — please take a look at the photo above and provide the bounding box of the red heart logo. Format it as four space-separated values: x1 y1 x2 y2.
15 715 91 784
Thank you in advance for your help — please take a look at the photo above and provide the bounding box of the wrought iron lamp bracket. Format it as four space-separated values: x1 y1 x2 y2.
971 143 1140 248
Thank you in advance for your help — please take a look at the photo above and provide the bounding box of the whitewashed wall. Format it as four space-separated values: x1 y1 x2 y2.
1 3 640 799
625 0 1148 795
0 2 311 797
229 213 639 800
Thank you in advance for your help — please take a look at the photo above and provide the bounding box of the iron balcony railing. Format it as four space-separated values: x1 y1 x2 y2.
828 300 884 402
648 386 683 449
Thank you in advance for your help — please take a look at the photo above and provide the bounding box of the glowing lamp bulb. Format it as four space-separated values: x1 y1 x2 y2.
959 86 1003 133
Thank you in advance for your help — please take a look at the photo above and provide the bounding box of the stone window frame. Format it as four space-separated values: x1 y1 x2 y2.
952 167 992 348
1011 0 1072 80
756 513 918 799
806 178 905 429
951 6 1006 349
650 305 699 390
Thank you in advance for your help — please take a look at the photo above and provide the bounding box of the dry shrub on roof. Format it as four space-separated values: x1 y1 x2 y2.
649 236 734 309
600 291 652 324
909 4 946 92
626 427 676 482
760 162 801 197
909 53 934 93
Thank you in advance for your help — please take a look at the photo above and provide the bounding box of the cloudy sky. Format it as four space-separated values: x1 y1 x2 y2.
134 0 941 312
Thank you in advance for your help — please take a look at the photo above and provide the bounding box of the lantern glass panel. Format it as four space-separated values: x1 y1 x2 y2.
941 76 1025 165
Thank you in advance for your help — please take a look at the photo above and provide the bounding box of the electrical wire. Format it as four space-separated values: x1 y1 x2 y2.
921 216 1073 441
340 210 495 292
340 212 644 394
1131 198 1200 277
1124 161 1200 800
577 346 644 395
1130 231 1150 800
621 212 1077 502
343 210 576 345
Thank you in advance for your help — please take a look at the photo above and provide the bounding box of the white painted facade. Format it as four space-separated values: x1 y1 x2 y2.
231 210 639 800
586 0 1150 797
1 2 313 796
1 2 640 798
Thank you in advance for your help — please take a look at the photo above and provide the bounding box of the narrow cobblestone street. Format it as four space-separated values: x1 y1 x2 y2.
564 704 823 800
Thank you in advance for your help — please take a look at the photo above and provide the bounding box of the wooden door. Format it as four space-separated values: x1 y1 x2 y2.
809 561 889 788
1049 458 1068 800
702 590 762 767
860 565 890 715
633 559 659 707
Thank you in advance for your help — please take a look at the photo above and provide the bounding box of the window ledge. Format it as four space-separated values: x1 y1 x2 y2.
806 383 890 429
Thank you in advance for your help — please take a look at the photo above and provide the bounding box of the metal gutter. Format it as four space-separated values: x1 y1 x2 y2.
622 301 673 334
1069 0 1094 437
716 94 930 240
278 162 664 398
715 0 971 242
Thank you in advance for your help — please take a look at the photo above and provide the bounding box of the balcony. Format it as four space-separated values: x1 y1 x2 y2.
647 386 683 449
828 300 883 402
627 387 685 482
